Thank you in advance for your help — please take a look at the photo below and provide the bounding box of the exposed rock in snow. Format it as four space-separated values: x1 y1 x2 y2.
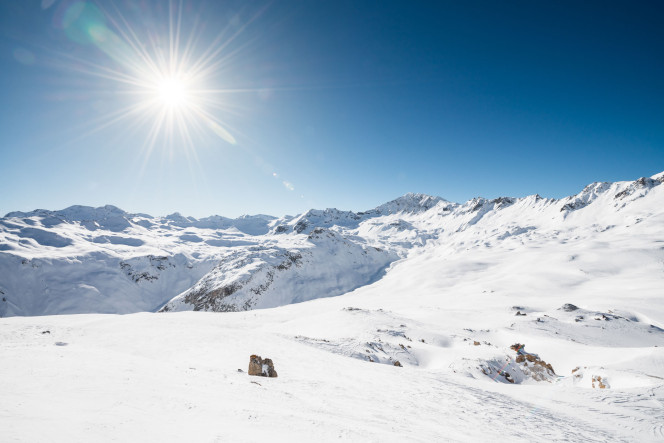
160 232 398 312
560 303 580 312
568 367 612 389
614 177 660 200
560 182 613 212
248 355 278 377
510 343 556 382
512 305 664 347
366 192 446 215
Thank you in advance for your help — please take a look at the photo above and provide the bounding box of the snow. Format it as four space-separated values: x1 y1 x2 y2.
1 173 664 440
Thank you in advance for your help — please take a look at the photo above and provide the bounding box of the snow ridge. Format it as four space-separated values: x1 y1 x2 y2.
0 172 662 316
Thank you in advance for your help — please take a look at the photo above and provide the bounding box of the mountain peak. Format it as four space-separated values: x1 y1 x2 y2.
371 193 445 215
652 170 664 182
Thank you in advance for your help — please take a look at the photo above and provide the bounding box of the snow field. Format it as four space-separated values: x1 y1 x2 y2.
1 173 663 440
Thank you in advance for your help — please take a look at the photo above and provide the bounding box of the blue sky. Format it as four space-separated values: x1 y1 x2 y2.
1 1 663 218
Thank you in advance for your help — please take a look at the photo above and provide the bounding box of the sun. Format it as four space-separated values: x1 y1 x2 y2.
156 77 188 108
54 1 241 151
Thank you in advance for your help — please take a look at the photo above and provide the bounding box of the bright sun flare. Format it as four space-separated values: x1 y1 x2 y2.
58 1 241 158
156 77 188 108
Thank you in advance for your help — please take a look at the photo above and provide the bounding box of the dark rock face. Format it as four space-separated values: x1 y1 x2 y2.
560 303 579 312
294 220 308 233
184 282 244 312
469 198 487 212
248 355 278 377
614 177 660 199
490 197 516 209
560 202 585 212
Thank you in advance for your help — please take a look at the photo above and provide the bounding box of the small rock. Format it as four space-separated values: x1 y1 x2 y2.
248 355 278 377
592 375 608 389
237 368 244 373
515 311 526 316
560 303 579 312
393 361 402 367
473 341 481 346
41 330 50 334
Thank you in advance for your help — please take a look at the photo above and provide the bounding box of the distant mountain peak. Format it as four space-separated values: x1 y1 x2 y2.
370 193 445 215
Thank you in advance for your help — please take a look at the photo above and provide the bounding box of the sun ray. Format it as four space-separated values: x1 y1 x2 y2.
38 0 277 191
98 2 164 77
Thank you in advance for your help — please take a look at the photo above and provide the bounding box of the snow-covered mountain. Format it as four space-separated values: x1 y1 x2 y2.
2 172 664 441
1 173 662 317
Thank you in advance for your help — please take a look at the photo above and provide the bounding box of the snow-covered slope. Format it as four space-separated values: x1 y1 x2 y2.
1 172 664 441
161 228 397 312
1 173 662 317
0 192 449 316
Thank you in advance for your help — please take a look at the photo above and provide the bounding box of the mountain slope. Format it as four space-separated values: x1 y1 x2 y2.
0 172 662 317
1 172 663 441
158 172 664 313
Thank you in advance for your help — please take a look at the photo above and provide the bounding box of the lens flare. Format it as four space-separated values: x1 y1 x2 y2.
50 0 255 171
43 1 302 194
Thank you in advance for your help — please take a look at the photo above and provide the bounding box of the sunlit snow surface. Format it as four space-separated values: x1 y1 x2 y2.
1 173 664 441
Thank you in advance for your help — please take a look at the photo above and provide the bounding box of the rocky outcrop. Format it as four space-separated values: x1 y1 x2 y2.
592 375 608 389
490 197 516 209
614 177 660 200
559 303 579 312
248 355 278 377
510 343 556 382
160 230 398 313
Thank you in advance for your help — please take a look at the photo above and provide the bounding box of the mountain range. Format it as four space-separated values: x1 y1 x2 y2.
1 172 662 318
2 171 664 440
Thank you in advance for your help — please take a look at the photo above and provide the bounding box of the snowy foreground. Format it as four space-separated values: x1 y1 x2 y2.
2 172 664 441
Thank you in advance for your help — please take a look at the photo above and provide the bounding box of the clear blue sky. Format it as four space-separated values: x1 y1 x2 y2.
1 1 663 218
